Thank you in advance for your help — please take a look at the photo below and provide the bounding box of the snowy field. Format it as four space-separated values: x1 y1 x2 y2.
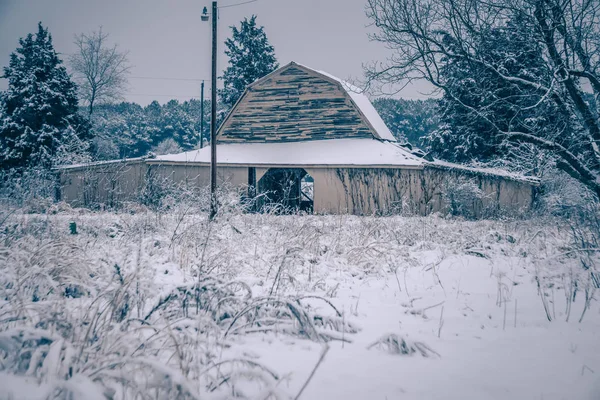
1 209 599 400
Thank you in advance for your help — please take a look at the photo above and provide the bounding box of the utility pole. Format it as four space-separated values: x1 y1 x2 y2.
209 1 218 220
202 2 218 220
200 80 204 149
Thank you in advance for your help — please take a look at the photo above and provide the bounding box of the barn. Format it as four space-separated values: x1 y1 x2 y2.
58 62 538 215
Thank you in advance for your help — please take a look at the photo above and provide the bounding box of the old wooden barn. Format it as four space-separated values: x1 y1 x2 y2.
58 62 537 215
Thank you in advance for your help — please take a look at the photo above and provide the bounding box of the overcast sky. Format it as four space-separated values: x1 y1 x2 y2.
0 0 433 105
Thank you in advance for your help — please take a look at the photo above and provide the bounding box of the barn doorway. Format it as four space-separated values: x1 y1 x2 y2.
257 168 313 213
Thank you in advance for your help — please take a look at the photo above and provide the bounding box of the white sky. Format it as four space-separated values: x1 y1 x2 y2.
0 0 434 105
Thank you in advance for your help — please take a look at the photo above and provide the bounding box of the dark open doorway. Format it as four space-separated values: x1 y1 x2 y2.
257 168 313 213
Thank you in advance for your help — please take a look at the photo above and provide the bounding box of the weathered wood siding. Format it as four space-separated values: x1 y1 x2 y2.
58 160 148 208
58 162 535 216
148 164 247 188
308 167 534 216
217 64 374 143
58 162 247 207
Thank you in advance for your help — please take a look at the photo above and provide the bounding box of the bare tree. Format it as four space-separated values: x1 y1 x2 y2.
366 0 600 197
70 27 130 117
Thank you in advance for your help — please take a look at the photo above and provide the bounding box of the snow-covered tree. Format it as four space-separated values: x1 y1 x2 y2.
161 99 198 150
372 98 439 145
366 0 600 197
153 138 183 156
91 102 152 159
220 15 278 109
0 23 90 169
90 99 210 159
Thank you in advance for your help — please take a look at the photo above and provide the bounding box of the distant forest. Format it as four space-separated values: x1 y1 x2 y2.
90 100 212 160
90 97 439 160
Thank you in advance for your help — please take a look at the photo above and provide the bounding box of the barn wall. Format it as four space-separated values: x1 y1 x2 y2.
148 164 247 189
58 163 249 208
309 167 534 216
421 166 534 216
58 160 148 208
307 168 427 214
58 162 534 216
218 64 374 143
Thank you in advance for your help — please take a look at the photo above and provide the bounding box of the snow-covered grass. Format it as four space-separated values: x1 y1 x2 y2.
0 208 599 399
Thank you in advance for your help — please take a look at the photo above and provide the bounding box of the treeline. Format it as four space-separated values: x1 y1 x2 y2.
88 97 439 161
90 99 213 160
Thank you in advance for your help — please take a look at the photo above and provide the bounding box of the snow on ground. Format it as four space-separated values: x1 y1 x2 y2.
1 210 599 399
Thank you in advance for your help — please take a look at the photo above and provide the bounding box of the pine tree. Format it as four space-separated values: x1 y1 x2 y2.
92 102 151 159
372 98 439 145
0 23 89 169
220 15 278 109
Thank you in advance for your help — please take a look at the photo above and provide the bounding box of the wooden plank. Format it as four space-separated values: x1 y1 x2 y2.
218 65 375 143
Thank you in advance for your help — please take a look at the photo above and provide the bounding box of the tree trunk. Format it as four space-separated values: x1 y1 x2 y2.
88 91 96 118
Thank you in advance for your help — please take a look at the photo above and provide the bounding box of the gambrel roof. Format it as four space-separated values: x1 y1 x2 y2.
300 64 397 142
155 62 425 167
216 62 397 143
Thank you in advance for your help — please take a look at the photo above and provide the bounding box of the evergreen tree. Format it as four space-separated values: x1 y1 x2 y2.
372 98 439 145
0 23 90 169
92 102 151 159
220 15 278 109
161 99 197 150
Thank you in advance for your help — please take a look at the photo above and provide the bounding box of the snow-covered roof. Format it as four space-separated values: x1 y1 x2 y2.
428 160 541 184
152 138 421 167
151 137 538 183
55 157 146 171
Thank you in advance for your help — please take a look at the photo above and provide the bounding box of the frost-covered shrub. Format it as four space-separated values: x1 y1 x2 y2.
442 176 491 219
153 138 183 156
0 168 58 213
534 168 594 217
0 213 353 399
139 168 177 210
139 168 216 213
91 136 120 161
367 333 439 357
567 202 600 289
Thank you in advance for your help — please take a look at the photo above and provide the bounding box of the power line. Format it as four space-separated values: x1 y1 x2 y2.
129 76 209 82
218 0 258 9
127 93 208 98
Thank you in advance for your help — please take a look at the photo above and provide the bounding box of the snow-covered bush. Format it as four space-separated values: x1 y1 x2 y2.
367 333 439 357
534 168 595 217
91 136 120 161
0 168 57 213
152 138 183 156
441 176 493 219
139 168 183 211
